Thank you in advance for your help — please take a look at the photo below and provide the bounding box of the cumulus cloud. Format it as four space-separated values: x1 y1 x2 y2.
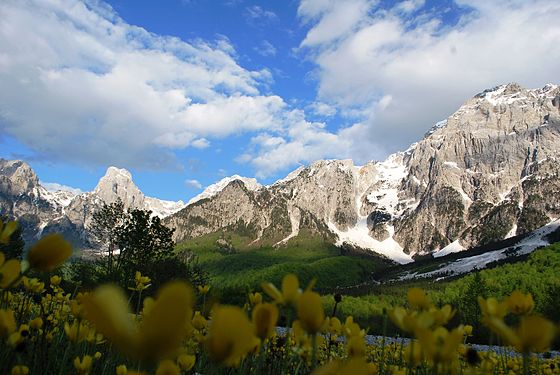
0 0 280 169
185 179 202 189
298 0 560 158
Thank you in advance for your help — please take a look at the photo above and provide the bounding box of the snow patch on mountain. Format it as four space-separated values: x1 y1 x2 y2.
366 153 409 216
144 197 185 218
400 220 560 280
188 175 262 205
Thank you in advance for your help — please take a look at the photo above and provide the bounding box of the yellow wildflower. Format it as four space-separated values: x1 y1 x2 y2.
94 351 102 360
177 354 196 371
27 233 72 272
197 284 210 295
74 355 93 375
261 274 315 305
249 292 262 305
116 365 128 375
407 287 431 310
297 291 325 334
11 365 29 375
192 311 207 331
478 296 508 319
155 360 180 375
64 321 90 343
486 315 556 353
205 305 258 367
0 220 18 244
312 357 373 375
347 335 366 358
130 271 151 291
252 302 278 340
83 281 193 362
50 275 62 286
0 309 17 337
0 252 21 288
29 317 43 330
506 290 534 315
22 277 44 293
416 326 463 364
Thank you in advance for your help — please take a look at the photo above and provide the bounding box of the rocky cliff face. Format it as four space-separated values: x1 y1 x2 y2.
167 83 560 263
0 161 185 248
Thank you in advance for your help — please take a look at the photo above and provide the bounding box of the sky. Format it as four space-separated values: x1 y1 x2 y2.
0 0 559 202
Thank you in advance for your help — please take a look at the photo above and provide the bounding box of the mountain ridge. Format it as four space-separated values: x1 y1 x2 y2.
1 82 559 262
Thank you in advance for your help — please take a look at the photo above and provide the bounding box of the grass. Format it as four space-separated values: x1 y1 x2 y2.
176 230 392 304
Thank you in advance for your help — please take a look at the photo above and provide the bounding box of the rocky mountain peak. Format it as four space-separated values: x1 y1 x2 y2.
93 166 144 207
0 159 40 196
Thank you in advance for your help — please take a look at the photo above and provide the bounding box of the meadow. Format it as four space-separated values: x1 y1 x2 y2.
1 219 559 374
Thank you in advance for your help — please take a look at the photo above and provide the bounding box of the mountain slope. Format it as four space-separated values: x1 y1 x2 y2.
0 161 185 247
167 83 560 262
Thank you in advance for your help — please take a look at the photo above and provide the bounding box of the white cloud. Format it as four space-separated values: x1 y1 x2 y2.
0 0 282 169
299 0 376 47
299 0 560 158
245 5 277 25
185 179 202 189
41 182 84 195
255 40 277 57
394 0 425 14
307 101 337 117
191 138 210 149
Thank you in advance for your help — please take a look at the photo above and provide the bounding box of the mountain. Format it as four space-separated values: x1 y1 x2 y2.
0 161 185 248
166 83 560 263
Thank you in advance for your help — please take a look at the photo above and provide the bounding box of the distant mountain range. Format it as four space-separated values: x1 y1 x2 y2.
1 83 559 263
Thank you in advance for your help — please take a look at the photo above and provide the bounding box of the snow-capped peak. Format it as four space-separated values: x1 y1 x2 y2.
187 175 262 205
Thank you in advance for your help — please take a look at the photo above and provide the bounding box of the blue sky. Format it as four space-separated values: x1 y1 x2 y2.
1 0 559 202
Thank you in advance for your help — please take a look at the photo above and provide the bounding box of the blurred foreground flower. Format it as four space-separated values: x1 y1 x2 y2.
83 281 193 362
27 233 72 272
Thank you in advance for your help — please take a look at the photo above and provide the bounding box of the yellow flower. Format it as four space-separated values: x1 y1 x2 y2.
506 290 534 315
249 292 262 305
486 315 556 353
328 316 342 336
297 291 325 334
22 277 44 293
83 281 193 362
205 305 258 367
0 252 21 288
407 288 431 310
0 309 17 337
130 271 151 291
65 321 91 343
252 302 278 340
155 360 180 375
74 355 93 375
416 326 463 364
261 274 315 305
11 365 29 375
27 233 72 272
347 335 366 358
50 275 62 286
478 297 508 319
29 317 43 330
431 305 455 326
192 311 207 331
94 352 102 360
0 220 18 244
197 284 210 295
177 354 196 371
136 282 194 361
116 365 128 375
388 307 416 333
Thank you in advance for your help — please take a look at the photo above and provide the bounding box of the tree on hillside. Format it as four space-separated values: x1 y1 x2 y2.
90 198 126 275
115 208 175 282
